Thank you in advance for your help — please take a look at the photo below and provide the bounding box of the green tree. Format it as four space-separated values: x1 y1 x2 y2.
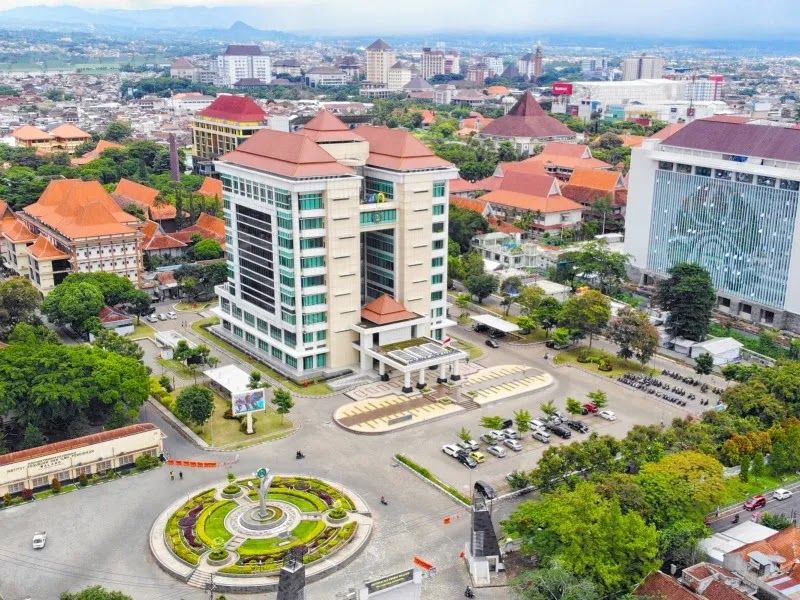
271 388 294 423
565 397 583 417
448 205 488 252
480 415 505 430
248 371 262 390
517 285 545 315
507 469 531 490
657 263 716 341
502 482 660 594
60 586 134 600
176 385 214 426
0 277 42 339
761 513 794 530
533 297 562 332
586 390 608 410
7 323 61 345
769 424 800 474
193 238 223 260
643 451 725 513
42 281 105 335
456 293 471 317
103 121 132 142
570 240 630 294
457 426 473 443
751 451 765 477
558 290 611 346
127 290 151 324
694 352 714 379
739 454 750 482
549 327 571 347
514 409 532 433
513 564 600 600
159 374 173 392
621 425 665 468
541 399 557 419
465 273 499 303
659 520 709 568
91 329 144 362
499 293 514 316
607 306 660 367
22 423 46 449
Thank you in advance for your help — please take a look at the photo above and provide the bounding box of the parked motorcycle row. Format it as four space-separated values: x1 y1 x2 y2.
661 370 724 395
618 372 724 407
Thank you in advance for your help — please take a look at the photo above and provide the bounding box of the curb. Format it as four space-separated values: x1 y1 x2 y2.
394 455 471 509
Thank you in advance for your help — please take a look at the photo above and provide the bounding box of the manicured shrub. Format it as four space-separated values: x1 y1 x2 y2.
223 484 240 495
577 347 592 363
135 454 160 470
328 507 347 519
598 359 612 372
2 492 11 506
21 489 33 500
78 474 89 487
51 477 62 493
209 548 229 561
223 408 235 419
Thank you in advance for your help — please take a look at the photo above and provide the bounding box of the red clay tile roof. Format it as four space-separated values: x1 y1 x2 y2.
0 424 158 467
497 161 548 177
219 129 353 178
50 124 90 140
733 525 800 569
540 141 591 159
71 140 125 165
421 109 437 126
25 179 139 239
449 178 485 193
450 195 488 214
480 92 575 139
481 189 583 213
197 95 266 122
98 305 130 323
171 57 197 69
141 220 186 251
298 110 365 143
498 171 559 196
355 125 452 171
157 271 177 286
173 213 226 246
26 235 69 260
567 168 624 192
561 184 628 206
522 153 612 172
12 125 52 141
702 115 754 124
112 179 177 220
701 579 751 600
635 572 701 600
660 120 800 162
487 216 523 234
620 133 648 148
361 294 419 325
197 177 223 198
649 122 687 140
3 219 37 242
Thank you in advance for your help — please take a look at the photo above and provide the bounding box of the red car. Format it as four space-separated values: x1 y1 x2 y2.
744 495 767 511
583 403 598 413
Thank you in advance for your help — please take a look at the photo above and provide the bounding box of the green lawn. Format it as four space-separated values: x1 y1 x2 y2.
199 500 236 544
722 472 800 505
33 484 77 499
182 389 295 449
554 346 659 378
267 492 321 513
175 301 214 311
451 335 484 361
191 318 332 395
504 316 549 343
158 358 197 380
129 321 155 340
237 520 326 555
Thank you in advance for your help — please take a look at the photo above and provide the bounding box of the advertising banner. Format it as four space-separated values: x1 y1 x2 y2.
231 388 266 416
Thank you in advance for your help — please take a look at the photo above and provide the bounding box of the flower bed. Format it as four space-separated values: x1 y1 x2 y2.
196 500 236 547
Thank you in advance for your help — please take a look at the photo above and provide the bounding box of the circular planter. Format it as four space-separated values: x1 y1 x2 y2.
207 549 236 567
221 485 243 499
293 481 310 491
326 510 349 524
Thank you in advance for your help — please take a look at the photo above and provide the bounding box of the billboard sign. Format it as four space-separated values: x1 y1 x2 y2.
552 82 573 96
231 388 266 416
365 569 415 593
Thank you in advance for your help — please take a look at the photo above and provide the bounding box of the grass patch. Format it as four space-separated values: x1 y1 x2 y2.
395 454 472 505
267 491 323 513
196 500 236 546
180 389 294 448
554 345 658 378
237 520 326 556
722 472 800 505
33 484 77 500
175 301 213 311
129 321 155 340
192 317 332 396
158 358 197 379
504 316 549 343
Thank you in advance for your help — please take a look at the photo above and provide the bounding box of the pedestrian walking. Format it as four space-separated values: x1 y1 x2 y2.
179 471 183 480
170 471 174 481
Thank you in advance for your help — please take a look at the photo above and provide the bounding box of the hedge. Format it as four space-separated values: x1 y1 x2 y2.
395 454 472 505
245 486 329 512
196 500 236 547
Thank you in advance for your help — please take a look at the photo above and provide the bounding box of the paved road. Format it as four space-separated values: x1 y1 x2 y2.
707 482 800 533
0 307 708 600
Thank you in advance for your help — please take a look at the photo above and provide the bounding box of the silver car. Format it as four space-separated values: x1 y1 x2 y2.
504 438 523 452
32 531 47 549
532 429 551 443
487 445 507 458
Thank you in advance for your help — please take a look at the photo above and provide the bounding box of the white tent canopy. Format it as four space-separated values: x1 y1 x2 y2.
203 364 251 395
470 314 520 333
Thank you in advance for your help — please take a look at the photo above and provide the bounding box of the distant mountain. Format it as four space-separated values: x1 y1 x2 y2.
0 5 294 36
197 21 297 42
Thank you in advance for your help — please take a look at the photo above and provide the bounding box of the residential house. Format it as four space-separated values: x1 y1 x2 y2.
11 125 53 150
141 220 186 259
560 168 627 230
71 139 124 166
112 179 179 232
170 57 201 82
49 124 91 152
171 213 226 248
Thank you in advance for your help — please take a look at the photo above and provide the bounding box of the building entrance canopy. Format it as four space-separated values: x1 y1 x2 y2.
470 314 520 333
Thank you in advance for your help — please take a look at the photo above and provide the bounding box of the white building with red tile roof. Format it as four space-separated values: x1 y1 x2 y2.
13 179 144 293
211 110 459 381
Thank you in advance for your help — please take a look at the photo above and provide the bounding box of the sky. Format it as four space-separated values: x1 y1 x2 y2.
1 0 798 37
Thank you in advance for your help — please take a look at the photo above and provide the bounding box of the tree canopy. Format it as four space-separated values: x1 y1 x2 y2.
657 263 716 341
558 290 611 346
607 306 659 366
176 385 214 426
0 276 42 340
60 586 134 600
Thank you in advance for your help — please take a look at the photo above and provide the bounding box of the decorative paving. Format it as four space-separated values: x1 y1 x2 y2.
225 501 302 538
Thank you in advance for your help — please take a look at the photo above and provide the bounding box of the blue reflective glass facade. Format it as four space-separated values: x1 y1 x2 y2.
647 170 798 309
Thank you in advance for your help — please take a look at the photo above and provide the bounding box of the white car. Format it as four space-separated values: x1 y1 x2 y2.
488 430 506 442
774 488 793 501
502 428 519 440
167 311 177 320
599 410 617 421
158 313 168 321
457 439 480 452
487 445 507 458
504 438 523 452
147 313 159 323
532 430 551 443
442 444 461 457
32 532 47 549
528 419 545 431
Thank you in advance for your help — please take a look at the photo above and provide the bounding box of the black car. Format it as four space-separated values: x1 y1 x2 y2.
458 453 478 469
547 424 572 439
474 324 489 333
565 419 589 434
490 330 507 339
485 339 499 348
545 340 571 349
474 480 497 500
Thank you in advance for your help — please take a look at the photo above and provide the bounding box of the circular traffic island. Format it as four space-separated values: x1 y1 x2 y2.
150 475 372 592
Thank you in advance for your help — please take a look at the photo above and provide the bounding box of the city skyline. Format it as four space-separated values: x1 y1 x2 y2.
1 0 799 38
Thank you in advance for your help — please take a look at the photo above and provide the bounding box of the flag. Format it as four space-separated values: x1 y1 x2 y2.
442 337 452 346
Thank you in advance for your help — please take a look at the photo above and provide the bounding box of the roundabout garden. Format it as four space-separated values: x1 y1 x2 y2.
152 474 372 591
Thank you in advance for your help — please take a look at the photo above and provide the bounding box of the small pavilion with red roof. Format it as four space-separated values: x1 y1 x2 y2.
351 294 468 393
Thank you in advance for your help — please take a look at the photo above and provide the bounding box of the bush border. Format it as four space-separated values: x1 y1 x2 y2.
395 454 472 506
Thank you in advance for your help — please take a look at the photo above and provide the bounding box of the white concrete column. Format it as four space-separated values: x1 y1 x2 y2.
417 368 426 390
246 411 254 434
450 360 462 382
438 363 448 384
402 370 413 394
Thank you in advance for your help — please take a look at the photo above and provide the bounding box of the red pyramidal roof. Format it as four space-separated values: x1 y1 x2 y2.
299 110 364 143
197 95 266 122
361 294 419 325
481 91 575 140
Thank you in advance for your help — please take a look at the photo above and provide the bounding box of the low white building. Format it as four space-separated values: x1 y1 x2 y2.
305 66 349 88
690 337 744 365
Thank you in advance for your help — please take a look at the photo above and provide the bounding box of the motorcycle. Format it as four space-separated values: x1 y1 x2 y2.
296 451 305 459
465 587 475 598
380 496 388 506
